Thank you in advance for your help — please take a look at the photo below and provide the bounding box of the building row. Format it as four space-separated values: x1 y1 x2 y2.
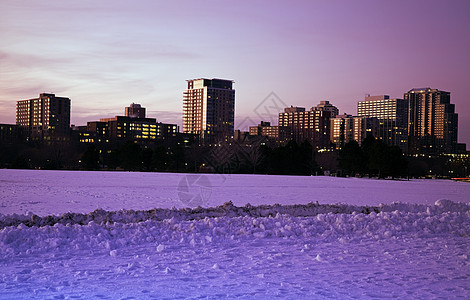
2 81 465 155
6 94 183 147
248 89 462 154
180 79 462 154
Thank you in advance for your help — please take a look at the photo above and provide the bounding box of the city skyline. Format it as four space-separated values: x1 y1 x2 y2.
1 0 469 146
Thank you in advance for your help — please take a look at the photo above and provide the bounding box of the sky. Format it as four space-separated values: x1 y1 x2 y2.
1 0 470 147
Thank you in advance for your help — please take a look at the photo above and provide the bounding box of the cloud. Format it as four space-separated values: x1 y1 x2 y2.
147 110 182 124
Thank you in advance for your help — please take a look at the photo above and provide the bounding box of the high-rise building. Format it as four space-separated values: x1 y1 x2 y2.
183 78 235 143
125 103 146 118
16 93 71 139
357 95 408 152
279 104 331 149
404 88 458 154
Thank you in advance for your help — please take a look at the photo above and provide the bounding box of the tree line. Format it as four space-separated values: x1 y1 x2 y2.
338 135 408 178
1 136 468 178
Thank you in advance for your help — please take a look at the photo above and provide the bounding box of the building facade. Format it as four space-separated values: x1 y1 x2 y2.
330 114 378 149
183 78 235 144
357 95 408 152
249 121 292 145
405 88 458 154
0 124 21 144
352 116 379 145
16 93 71 139
330 114 354 149
279 105 331 149
314 101 339 118
97 116 178 142
87 121 109 137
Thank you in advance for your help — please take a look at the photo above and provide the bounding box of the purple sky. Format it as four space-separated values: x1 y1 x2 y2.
1 0 469 147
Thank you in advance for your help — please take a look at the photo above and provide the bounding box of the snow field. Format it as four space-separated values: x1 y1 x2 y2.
0 200 469 299
1 170 470 299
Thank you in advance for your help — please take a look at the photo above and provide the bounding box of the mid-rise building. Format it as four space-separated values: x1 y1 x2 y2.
357 95 408 152
16 93 71 139
330 114 378 149
330 114 354 148
405 88 458 154
80 102 178 144
77 121 110 144
183 78 235 143
99 116 178 142
249 121 292 145
125 103 146 118
279 105 331 149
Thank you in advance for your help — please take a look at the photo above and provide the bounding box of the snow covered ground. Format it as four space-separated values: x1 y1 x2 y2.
1 169 469 216
0 169 469 299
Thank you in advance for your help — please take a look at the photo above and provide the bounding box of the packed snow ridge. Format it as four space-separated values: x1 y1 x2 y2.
0 199 467 257
0 201 378 228
0 199 468 229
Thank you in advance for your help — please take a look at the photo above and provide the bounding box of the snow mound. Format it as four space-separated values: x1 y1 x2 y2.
379 199 470 214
